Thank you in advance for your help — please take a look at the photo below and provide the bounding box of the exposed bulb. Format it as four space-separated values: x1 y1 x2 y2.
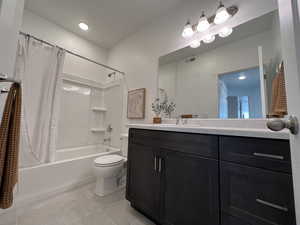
197 12 210 32
182 21 194 38
190 40 201 48
203 34 215 43
219 27 233 38
214 2 230 24
79 22 89 31
238 75 246 80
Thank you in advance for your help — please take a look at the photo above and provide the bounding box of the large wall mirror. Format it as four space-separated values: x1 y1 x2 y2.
158 10 286 119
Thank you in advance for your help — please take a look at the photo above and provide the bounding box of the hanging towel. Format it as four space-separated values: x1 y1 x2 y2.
270 63 287 117
0 83 22 209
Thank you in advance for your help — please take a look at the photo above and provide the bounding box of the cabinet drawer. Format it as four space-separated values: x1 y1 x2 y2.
220 136 291 173
220 162 296 225
129 129 218 159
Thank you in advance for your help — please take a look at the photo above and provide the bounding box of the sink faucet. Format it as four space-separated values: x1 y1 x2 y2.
176 117 188 125
176 117 182 125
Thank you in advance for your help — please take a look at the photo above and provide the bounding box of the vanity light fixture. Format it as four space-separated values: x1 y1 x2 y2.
197 12 210 32
190 40 201 48
79 22 89 31
219 27 233 38
182 20 194 38
214 1 231 24
238 75 247 80
203 34 215 44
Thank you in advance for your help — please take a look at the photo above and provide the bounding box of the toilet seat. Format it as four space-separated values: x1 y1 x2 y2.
94 155 124 167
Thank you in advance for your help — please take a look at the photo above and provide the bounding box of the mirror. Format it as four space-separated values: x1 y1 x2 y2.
158 10 286 119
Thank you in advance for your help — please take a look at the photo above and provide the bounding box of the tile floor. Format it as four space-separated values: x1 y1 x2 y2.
0 183 155 225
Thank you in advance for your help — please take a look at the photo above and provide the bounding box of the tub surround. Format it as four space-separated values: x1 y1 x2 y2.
127 119 289 140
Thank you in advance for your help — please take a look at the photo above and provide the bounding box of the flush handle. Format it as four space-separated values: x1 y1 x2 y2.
154 156 157 172
267 116 299 135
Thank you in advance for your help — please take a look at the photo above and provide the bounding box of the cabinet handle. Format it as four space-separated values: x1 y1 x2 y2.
154 156 157 172
158 158 162 173
256 199 288 212
253 152 284 160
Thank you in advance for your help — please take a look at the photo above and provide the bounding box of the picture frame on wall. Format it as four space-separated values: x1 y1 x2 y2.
127 88 146 119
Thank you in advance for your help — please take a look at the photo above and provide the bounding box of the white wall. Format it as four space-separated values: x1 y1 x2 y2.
159 29 276 118
0 0 24 79
21 10 109 83
107 0 278 130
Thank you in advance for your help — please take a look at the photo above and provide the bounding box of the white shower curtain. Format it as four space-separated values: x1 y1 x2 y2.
14 36 65 166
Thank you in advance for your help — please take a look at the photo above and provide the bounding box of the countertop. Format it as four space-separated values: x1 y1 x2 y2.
127 123 290 140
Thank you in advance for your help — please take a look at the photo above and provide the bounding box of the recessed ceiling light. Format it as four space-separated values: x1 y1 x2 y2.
238 75 246 80
79 22 89 31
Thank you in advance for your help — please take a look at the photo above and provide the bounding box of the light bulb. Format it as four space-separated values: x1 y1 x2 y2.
197 12 210 32
214 2 230 24
79 22 89 31
182 21 194 38
238 75 246 80
203 34 215 43
219 27 233 38
190 40 201 48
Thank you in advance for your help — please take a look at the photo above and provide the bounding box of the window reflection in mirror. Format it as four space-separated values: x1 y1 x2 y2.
158 10 286 119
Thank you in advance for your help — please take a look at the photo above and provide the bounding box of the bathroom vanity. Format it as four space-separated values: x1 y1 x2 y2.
126 124 296 225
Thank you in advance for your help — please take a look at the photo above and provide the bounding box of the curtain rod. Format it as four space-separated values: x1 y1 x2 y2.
19 31 126 75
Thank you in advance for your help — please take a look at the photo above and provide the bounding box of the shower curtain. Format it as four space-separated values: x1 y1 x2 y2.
14 36 65 166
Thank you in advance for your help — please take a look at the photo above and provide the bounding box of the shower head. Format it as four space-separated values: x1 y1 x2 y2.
108 72 116 78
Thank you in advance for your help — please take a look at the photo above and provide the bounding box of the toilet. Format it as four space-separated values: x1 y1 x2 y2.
93 136 128 196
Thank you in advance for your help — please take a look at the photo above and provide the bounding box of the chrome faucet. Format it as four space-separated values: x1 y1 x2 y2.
176 117 182 125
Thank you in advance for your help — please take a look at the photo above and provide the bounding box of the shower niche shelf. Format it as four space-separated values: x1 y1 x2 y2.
91 128 106 133
92 107 107 112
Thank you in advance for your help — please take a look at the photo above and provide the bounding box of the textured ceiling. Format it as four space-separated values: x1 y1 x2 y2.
25 0 183 49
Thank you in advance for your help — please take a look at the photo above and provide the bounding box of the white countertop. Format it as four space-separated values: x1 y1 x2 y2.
127 123 290 140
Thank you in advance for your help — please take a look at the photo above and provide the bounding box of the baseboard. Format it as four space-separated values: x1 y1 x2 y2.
0 176 95 215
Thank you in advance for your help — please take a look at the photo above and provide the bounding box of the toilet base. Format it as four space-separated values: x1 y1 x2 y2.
95 176 125 196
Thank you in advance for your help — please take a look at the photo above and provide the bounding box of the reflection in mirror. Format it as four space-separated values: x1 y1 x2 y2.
158 10 287 119
218 67 262 119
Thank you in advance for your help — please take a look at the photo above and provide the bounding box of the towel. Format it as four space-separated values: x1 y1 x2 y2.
270 64 287 117
0 83 22 209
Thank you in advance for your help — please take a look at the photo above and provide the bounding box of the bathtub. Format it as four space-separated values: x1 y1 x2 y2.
16 145 121 207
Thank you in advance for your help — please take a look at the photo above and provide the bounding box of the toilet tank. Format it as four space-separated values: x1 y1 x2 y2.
120 134 128 158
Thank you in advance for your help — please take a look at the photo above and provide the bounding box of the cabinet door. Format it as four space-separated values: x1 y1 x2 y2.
0 0 24 78
222 213 252 225
161 151 219 225
126 143 161 222
220 162 296 225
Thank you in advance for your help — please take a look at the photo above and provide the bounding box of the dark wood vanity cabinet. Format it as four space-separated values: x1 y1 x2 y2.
126 143 161 221
126 129 296 225
126 129 219 225
220 136 296 225
161 151 219 225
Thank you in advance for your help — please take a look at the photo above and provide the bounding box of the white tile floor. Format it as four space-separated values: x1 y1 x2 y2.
0 183 155 225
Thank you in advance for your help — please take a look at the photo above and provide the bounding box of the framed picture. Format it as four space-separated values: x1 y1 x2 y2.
127 88 146 119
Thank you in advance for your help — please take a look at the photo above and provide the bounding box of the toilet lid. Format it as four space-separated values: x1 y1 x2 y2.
94 155 124 167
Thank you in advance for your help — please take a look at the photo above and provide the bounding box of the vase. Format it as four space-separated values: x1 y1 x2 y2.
153 117 162 124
